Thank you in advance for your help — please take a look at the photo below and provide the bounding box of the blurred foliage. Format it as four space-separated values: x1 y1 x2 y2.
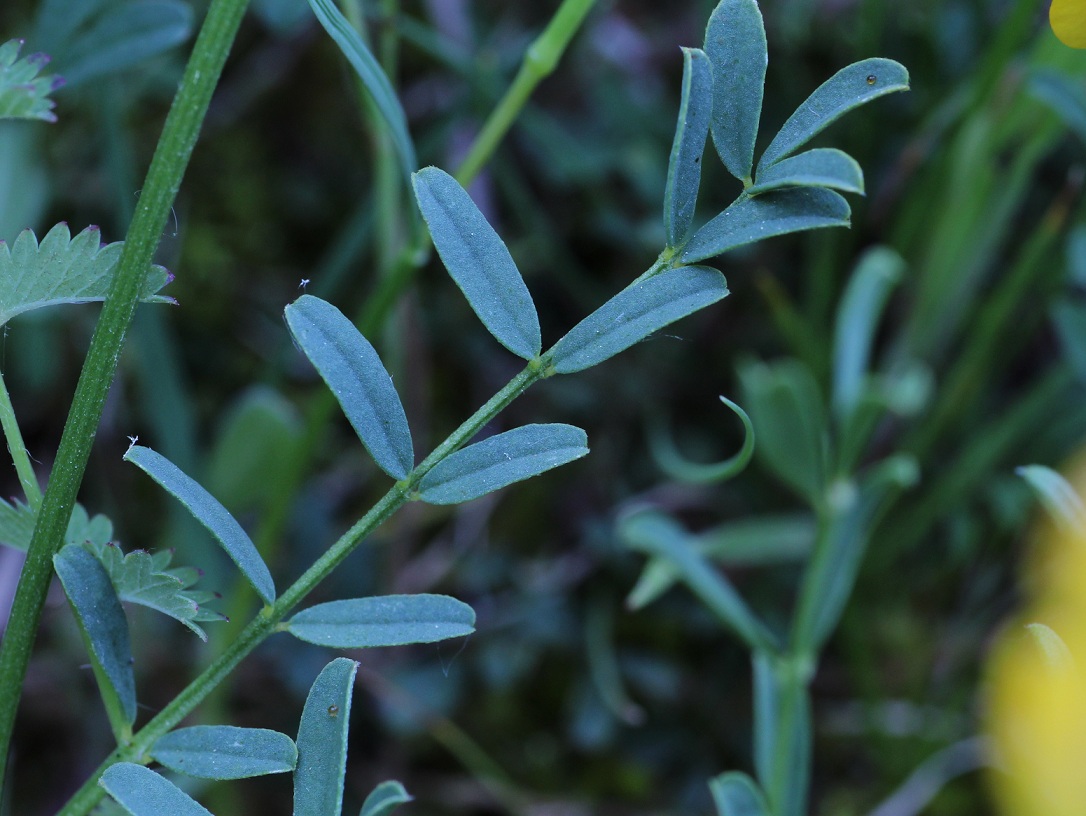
1 0 1086 814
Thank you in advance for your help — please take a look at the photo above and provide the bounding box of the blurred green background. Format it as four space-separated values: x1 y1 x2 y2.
2 0 1086 813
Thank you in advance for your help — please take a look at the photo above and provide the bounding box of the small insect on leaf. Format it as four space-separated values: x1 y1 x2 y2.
327 705 339 718
866 75 876 84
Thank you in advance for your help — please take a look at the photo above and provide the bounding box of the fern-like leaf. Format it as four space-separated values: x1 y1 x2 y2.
82 541 226 641
0 39 63 122
0 223 174 327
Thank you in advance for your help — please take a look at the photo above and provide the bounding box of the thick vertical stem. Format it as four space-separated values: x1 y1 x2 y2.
0 0 251 792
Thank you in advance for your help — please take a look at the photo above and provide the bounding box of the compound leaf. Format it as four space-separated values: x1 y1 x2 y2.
285 295 414 479
124 445 276 605
82 540 226 640
704 0 766 182
99 764 212 816
152 726 297 780
0 499 111 552
0 223 173 327
413 167 541 360
307 0 415 184
294 658 358 816
360 781 412 816
758 58 909 172
0 39 62 122
709 771 771 816
748 148 864 196
551 266 729 373
664 47 713 247
681 188 850 264
286 595 475 648
418 424 588 505
54 544 136 727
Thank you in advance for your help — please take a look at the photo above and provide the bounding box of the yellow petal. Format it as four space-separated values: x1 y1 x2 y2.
1052 0 1086 48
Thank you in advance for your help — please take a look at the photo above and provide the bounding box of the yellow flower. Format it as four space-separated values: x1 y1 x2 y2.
986 475 1086 814
1052 0 1086 49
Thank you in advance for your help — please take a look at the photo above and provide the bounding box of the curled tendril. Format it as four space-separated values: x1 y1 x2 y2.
649 395 755 485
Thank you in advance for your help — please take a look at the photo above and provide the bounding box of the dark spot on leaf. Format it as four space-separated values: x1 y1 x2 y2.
866 75 877 85
328 704 339 718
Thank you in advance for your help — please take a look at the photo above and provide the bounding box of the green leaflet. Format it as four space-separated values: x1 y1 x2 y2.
83 540 225 640
550 266 729 373
0 39 62 122
53 544 136 728
0 223 173 327
286 595 475 648
413 167 541 360
703 0 766 182
758 58 909 172
1017 464 1086 533
748 148 864 196
285 295 414 480
360 781 412 816
99 763 212 816
664 48 713 248
124 445 276 605
306 0 416 185
709 772 771 816
294 658 358 816
649 395 754 485
680 188 850 264
625 513 814 610
151 726 297 780
621 511 779 653
418 424 588 505
831 247 904 421
738 359 826 508
32 0 193 87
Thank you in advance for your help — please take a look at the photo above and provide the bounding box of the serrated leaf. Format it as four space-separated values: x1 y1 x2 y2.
413 167 541 360
748 148 864 196
680 188 850 264
360 781 412 816
53 544 136 726
124 445 276 605
83 540 226 641
0 223 173 327
33 0 192 88
418 424 588 505
709 772 771 816
307 0 416 185
664 48 713 247
286 595 475 648
551 266 729 373
1017 464 1086 533
620 511 778 653
703 0 766 182
294 658 358 816
285 295 414 479
758 58 909 172
0 499 112 551
99 764 212 816
0 39 63 122
152 726 297 780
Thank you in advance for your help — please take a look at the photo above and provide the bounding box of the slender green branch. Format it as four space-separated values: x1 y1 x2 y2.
0 370 41 511
0 0 252 793
455 0 598 186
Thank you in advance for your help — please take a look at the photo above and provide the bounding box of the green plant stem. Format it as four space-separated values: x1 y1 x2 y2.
0 0 252 792
455 0 597 186
57 360 548 816
0 370 41 511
